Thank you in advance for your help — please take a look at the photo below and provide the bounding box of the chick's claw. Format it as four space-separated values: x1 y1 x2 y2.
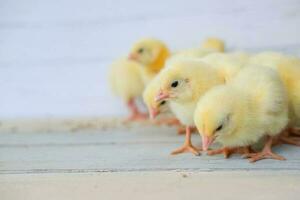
208 147 252 159
171 144 201 156
127 113 148 121
177 126 186 135
153 118 180 126
243 151 286 163
289 127 300 137
280 136 300 146
243 136 286 162
277 129 300 146
125 98 148 122
207 148 234 158
163 118 181 126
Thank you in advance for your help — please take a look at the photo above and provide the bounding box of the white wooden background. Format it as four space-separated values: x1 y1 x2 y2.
1 0 300 119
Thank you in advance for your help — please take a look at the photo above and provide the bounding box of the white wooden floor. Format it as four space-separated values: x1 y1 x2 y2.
2 171 300 200
1 122 300 200
1 123 300 174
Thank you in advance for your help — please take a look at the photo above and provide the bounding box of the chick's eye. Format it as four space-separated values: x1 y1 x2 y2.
160 100 166 106
171 80 179 88
215 124 223 132
137 48 144 54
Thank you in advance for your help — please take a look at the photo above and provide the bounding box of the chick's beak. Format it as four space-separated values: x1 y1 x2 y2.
149 107 159 119
155 90 170 102
128 53 138 61
201 134 215 151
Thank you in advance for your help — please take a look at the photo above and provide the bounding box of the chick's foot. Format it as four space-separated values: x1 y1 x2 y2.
171 144 201 156
126 112 148 121
276 129 300 146
280 136 300 146
153 118 181 126
243 136 285 163
125 98 148 122
207 146 252 159
289 127 300 137
171 126 201 156
177 126 197 135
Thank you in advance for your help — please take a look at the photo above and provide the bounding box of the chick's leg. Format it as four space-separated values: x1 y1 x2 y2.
171 126 201 156
153 118 181 126
177 126 197 135
207 146 252 159
153 118 186 135
280 136 300 146
243 136 286 163
289 127 300 137
126 98 148 121
278 130 300 146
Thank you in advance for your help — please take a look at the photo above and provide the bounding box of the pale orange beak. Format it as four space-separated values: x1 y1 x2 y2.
128 53 139 61
149 107 160 119
201 134 215 151
155 90 170 102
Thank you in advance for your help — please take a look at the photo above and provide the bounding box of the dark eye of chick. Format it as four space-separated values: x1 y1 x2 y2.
171 80 179 88
137 48 144 54
160 100 166 106
215 124 223 132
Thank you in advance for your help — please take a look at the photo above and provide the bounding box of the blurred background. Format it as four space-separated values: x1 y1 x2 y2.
1 0 300 119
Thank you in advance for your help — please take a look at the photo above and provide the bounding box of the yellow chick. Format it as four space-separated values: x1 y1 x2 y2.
201 37 225 52
143 74 170 119
170 38 225 60
142 38 226 123
200 52 250 82
144 52 247 120
143 73 185 133
128 38 170 84
248 52 300 145
155 59 224 155
109 38 170 121
108 58 147 120
171 48 217 60
194 65 289 162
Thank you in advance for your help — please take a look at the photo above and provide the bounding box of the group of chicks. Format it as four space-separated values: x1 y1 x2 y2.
109 37 300 162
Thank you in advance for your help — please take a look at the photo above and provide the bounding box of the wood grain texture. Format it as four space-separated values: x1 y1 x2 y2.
0 125 300 174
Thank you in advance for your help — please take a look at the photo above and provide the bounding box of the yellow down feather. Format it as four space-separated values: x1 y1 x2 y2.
194 65 289 148
157 59 224 125
249 52 300 126
108 58 145 101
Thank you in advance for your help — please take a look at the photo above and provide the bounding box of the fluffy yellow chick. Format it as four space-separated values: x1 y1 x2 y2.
171 48 217 60
194 65 289 162
201 37 225 52
155 59 224 155
200 52 250 82
109 38 170 121
249 52 300 145
143 73 185 133
128 38 170 84
142 38 226 123
170 38 225 60
143 74 170 119
144 52 247 119
108 58 147 120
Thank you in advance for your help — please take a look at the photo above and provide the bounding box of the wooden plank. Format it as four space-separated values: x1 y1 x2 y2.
1 171 300 200
0 126 300 173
